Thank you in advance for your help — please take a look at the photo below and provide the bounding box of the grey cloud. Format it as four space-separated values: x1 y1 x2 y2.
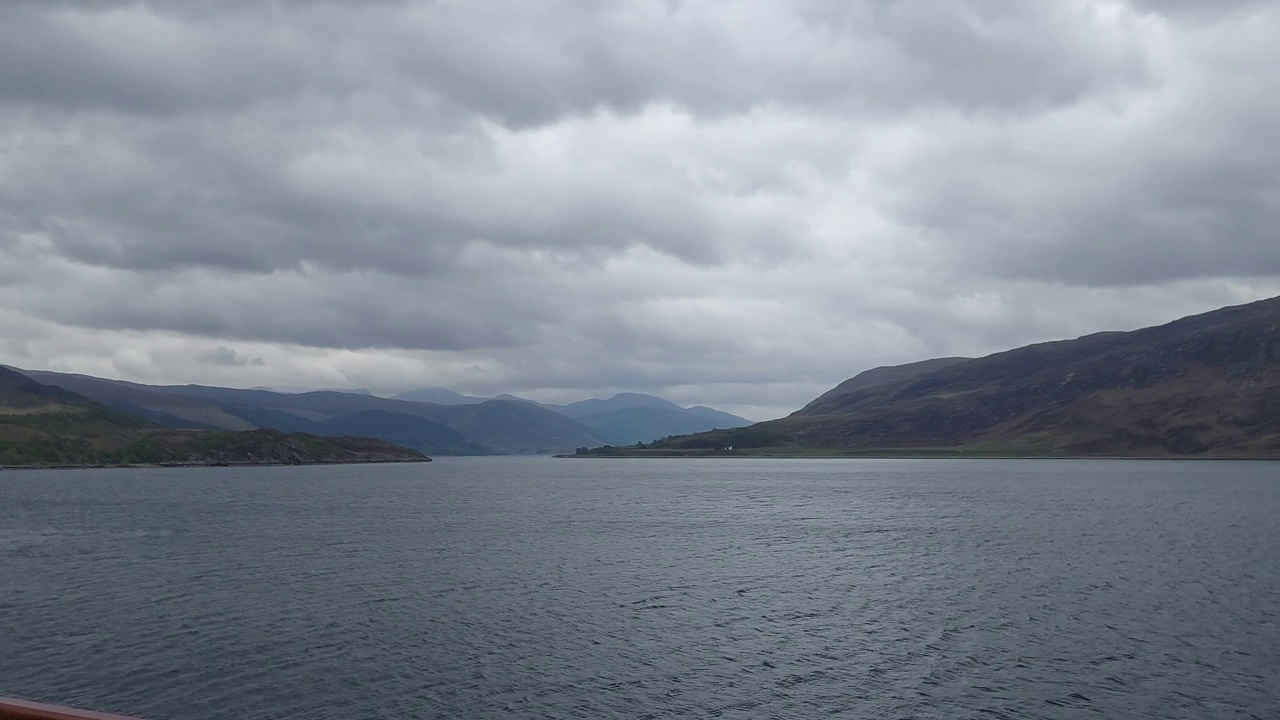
0 0 1165 284
5 338 32 359
863 1 1151 112
0 5 353 116
1 0 1279 414
1126 0 1273 15
198 346 264 367
1 100 733 278
1 1 1150 125
389 1 1151 126
22 266 552 352
886 15 1280 288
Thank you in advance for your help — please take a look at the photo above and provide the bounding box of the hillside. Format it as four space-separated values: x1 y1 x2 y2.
114 429 429 466
647 296 1280 457
0 367 428 467
799 357 971 412
15 371 604 455
0 366 152 465
208 406 490 455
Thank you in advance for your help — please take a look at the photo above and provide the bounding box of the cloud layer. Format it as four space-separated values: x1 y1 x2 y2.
2 0 1278 418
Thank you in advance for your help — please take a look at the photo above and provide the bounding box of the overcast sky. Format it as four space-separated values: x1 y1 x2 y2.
2 0 1278 419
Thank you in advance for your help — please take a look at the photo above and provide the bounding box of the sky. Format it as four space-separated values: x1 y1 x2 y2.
2 0 1278 420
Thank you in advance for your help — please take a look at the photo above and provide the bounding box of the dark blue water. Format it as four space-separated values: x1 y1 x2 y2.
1 458 1277 719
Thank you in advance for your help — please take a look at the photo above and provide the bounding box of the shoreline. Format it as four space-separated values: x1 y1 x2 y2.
0 457 432 472
556 452 1280 461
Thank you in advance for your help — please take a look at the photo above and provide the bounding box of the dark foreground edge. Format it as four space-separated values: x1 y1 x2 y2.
0 698 142 720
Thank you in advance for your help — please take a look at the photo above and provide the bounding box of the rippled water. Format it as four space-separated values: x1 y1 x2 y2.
1 458 1277 719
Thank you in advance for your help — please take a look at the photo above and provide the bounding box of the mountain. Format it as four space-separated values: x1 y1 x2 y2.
392 388 489 405
16 370 603 455
494 393 539 404
221 407 490 456
648 296 1280 457
425 401 610 453
13 369 749 453
0 367 427 466
800 357 971 412
551 393 751 445
558 392 683 417
386 387 753 447
684 405 757 427
455 389 752 440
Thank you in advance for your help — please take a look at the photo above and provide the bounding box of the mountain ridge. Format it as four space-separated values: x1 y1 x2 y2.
630 296 1280 457
14 370 605 455
799 357 972 413
279 383 753 448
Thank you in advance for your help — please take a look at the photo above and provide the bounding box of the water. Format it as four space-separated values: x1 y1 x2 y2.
1 458 1277 719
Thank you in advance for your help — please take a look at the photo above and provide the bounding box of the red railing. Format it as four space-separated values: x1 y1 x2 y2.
0 698 142 720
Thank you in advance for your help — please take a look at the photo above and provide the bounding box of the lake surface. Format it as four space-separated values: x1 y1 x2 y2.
1 458 1277 719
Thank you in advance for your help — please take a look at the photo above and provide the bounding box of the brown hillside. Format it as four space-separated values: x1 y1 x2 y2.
661 296 1280 457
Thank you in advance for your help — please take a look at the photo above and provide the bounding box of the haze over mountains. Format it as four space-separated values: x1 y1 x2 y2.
8 369 750 455
638 296 1280 457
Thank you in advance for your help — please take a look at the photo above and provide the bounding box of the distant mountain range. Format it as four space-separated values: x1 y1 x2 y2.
392 388 490 405
0 366 427 467
636 295 1280 457
547 393 750 446
8 369 749 455
389 387 751 447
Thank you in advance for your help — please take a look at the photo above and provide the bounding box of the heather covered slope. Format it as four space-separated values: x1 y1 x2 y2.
0 366 152 465
655 296 1280 457
799 357 971 413
0 367 428 467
